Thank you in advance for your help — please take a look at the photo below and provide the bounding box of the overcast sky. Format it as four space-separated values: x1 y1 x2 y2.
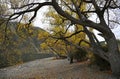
33 6 120 41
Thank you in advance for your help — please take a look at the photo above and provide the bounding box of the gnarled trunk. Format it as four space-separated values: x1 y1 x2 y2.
109 53 120 78
107 35 120 77
86 26 120 77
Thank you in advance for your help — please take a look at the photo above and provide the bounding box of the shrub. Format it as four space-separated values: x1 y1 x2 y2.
0 51 22 68
73 48 88 62
90 54 111 71
88 45 110 71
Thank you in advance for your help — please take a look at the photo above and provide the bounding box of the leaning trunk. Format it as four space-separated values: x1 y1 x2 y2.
109 52 120 77
106 33 120 77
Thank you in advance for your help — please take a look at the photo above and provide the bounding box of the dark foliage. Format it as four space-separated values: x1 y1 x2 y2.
92 54 111 71
74 48 88 62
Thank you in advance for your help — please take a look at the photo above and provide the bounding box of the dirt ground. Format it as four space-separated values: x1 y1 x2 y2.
0 57 114 79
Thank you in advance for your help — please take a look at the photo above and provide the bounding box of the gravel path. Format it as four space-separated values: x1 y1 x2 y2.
0 57 113 79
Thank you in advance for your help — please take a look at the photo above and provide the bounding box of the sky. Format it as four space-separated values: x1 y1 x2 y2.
33 5 120 41
112 26 120 39
33 6 50 30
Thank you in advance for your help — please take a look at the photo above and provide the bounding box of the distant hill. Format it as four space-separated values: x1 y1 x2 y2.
0 21 53 68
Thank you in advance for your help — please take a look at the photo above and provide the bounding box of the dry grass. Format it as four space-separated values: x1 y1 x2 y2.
0 57 113 79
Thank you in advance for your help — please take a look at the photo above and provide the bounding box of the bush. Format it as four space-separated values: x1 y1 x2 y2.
88 45 110 71
0 51 23 68
89 53 111 71
73 48 88 62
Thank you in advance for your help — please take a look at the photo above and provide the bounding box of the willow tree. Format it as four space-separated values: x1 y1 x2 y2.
1 0 120 77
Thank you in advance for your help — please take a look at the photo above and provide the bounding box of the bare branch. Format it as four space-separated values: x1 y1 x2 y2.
9 2 52 21
91 0 101 12
11 3 40 9
109 20 120 25
52 0 82 24
102 0 111 12
84 27 109 61
78 39 90 46
65 30 84 38
62 1 76 12
83 0 92 3
71 0 83 20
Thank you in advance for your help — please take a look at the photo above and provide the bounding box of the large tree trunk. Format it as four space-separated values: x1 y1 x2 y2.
107 35 120 78
109 53 120 78
86 26 120 77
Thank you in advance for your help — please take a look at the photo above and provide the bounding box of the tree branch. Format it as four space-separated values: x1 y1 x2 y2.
9 2 52 21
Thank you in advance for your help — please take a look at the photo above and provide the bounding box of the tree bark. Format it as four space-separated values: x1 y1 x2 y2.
109 53 120 78
107 35 120 77
85 23 120 77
